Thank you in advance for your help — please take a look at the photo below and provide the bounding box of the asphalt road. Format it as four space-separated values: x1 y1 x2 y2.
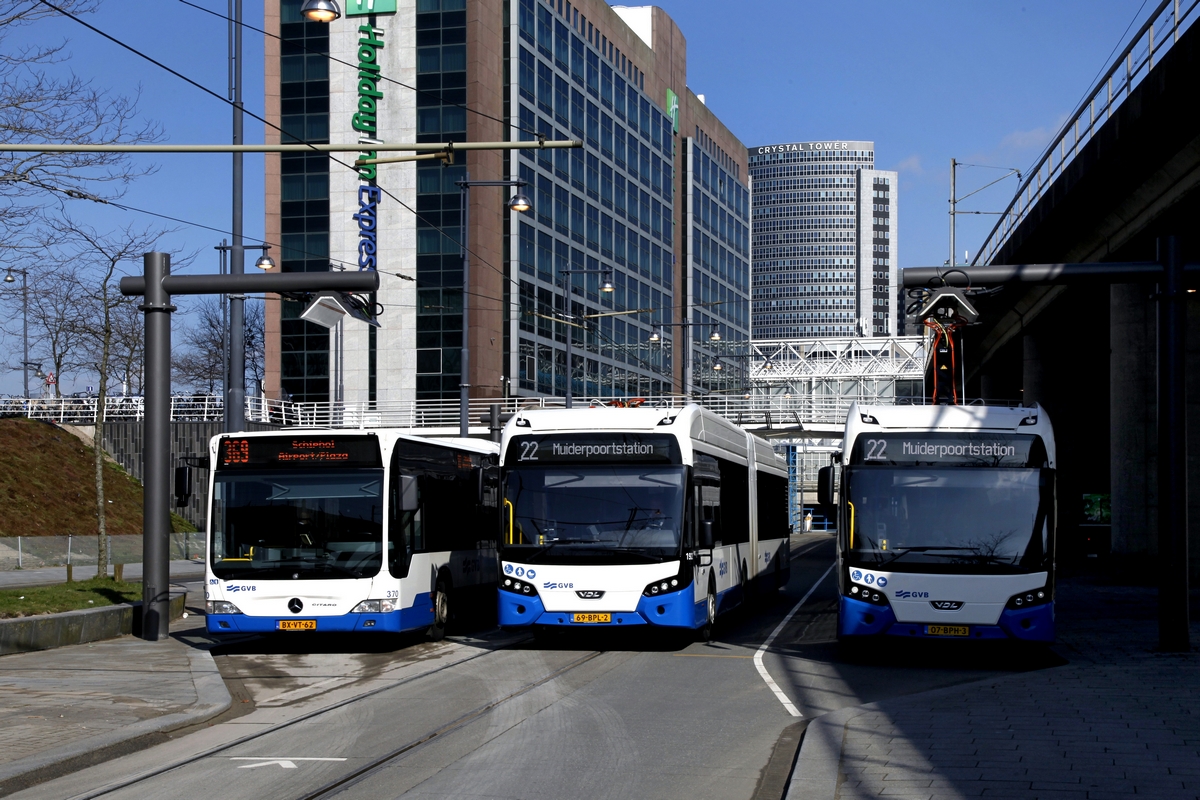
12 534 1064 800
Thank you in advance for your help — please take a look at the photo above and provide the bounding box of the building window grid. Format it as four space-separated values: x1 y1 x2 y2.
279 0 332 403
513 15 683 397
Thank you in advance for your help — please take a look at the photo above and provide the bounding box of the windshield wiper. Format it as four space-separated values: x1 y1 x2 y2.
878 547 1018 567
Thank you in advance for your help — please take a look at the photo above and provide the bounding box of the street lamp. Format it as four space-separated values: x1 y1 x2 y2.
456 175 531 435
3 267 30 399
645 321 721 396
559 266 613 408
301 0 341 22
215 241 273 430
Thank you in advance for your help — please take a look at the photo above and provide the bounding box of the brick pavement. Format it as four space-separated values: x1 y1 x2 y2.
790 578 1200 800
0 604 229 789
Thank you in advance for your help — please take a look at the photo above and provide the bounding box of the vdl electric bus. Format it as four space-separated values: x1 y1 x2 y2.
204 430 499 638
496 403 791 636
820 402 1057 644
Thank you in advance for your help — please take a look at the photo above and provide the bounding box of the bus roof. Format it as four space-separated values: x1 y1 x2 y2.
844 402 1056 466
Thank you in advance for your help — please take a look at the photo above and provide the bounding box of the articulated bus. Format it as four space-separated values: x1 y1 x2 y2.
822 402 1057 644
496 404 791 636
204 430 498 638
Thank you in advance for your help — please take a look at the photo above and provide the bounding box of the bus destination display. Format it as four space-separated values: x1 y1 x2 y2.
849 433 1043 467
506 433 680 465
218 435 382 469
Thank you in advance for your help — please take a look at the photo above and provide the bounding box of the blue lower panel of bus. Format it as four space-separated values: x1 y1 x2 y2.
206 592 435 634
838 596 1055 642
498 585 705 629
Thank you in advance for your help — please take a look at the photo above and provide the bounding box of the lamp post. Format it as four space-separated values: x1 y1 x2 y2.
647 321 720 397
560 267 614 407
3 268 30 399
455 175 532 435
214 242 273 430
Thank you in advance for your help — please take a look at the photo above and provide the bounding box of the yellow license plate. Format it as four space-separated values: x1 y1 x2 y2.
277 619 317 631
925 624 969 637
572 613 611 624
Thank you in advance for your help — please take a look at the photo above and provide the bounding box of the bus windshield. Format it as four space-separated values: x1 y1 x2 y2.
845 468 1052 574
211 469 384 580
502 466 686 564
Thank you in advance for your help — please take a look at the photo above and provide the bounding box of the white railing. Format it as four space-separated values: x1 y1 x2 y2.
3 391 916 430
975 0 1200 265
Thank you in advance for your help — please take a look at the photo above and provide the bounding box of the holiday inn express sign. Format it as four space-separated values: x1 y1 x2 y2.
347 0 398 15
353 24 385 269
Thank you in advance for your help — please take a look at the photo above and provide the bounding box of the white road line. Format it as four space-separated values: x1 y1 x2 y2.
753 561 835 717
231 757 347 770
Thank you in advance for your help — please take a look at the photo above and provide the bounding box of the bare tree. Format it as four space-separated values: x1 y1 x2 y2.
0 0 160 243
22 263 87 397
56 217 184 579
174 296 265 396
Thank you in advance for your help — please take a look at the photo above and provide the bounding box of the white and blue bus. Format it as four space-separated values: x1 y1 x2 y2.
496 404 791 636
204 430 499 638
822 402 1057 643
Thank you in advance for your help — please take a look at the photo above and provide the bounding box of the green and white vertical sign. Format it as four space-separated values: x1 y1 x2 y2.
347 0 398 15
665 88 679 133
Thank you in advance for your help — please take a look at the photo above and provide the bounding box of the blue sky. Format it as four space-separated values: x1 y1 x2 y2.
0 0 1155 394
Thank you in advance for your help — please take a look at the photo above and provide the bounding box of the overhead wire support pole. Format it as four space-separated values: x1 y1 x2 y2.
122 259 378 641
228 0 245 434
901 246 1193 650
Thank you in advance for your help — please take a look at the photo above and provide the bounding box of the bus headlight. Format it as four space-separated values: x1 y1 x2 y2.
846 584 889 606
643 578 680 597
1006 587 1050 610
206 601 242 615
351 599 397 614
501 578 538 596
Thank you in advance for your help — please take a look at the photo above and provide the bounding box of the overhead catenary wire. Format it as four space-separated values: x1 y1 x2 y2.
176 0 540 138
32 0 552 295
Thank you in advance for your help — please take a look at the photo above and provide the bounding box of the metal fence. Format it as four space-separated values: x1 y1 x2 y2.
975 0 1200 265
0 534 205 571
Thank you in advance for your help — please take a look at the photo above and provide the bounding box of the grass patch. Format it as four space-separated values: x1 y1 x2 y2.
0 577 142 619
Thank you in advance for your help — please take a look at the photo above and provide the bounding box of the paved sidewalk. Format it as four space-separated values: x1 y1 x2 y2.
0 560 206 589
788 579 1200 800
0 594 229 793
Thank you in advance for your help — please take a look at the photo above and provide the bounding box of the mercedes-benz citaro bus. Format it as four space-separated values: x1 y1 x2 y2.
204 430 499 639
496 403 791 637
820 402 1057 644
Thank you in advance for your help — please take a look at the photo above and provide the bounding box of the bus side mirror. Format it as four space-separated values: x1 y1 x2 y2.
817 466 836 508
398 475 419 512
173 466 192 508
698 519 714 549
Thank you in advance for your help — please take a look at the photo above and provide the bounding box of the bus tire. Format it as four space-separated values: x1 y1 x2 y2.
429 578 450 641
698 577 717 642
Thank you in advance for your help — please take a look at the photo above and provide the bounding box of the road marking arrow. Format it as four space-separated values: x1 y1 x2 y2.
231 757 347 770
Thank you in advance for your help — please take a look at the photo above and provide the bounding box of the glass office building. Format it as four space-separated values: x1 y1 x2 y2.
747 141 898 340
263 0 750 403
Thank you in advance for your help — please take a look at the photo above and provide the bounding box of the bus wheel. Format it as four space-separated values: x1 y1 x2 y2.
698 579 717 642
429 579 450 641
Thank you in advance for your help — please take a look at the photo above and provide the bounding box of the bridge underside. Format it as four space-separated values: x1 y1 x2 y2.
963 20 1200 577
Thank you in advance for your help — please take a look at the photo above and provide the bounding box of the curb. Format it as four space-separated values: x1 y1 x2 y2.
0 592 187 656
0 644 232 787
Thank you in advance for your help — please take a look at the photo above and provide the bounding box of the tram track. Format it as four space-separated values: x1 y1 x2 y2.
66 636 602 800
294 650 604 800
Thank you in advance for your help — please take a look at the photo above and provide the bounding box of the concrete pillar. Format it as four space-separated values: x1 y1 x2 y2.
1111 284 1157 559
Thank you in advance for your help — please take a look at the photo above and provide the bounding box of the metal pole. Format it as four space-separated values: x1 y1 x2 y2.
21 270 28 400
219 241 229 427
949 158 956 270
460 176 471 437
563 274 573 408
142 252 173 641
227 0 246 433
1157 235 1189 652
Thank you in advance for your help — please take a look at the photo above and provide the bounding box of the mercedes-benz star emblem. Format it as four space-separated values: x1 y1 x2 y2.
288 598 304 614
